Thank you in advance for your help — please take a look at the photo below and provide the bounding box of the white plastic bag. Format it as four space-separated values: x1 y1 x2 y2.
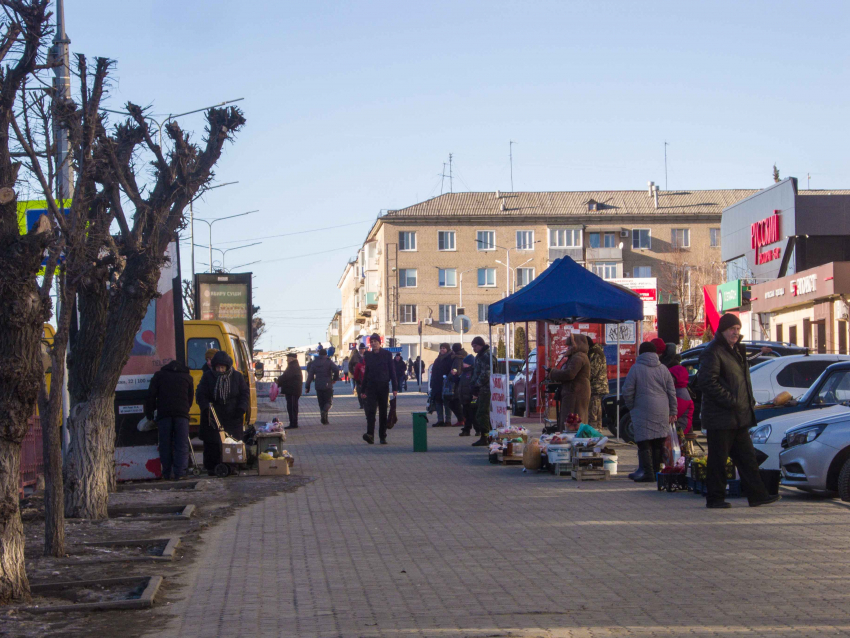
137 416 157 432
664 424 681 466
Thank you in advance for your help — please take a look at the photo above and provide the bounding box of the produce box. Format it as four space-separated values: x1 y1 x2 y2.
219 432 246 464
546 444 571 464
258 458 290 476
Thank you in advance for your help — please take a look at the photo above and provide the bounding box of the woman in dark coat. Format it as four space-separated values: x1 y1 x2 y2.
548 333 591 428
196 351 250 474
430 344 454 426
276 353 303 430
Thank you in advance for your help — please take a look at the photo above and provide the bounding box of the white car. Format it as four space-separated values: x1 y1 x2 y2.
749 354 850 404
750 404 850 470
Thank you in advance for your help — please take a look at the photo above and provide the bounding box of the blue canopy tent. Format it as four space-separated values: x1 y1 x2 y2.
487 257 644 439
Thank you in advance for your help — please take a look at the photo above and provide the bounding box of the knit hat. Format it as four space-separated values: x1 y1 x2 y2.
439 342 451 350
318 348 327 356
717 313 742 334
205 348 219 360
463 354 475 366
639 341 657 355
211 351 233 368
471 336 486 347
358 342 366 350
369 333 381 342
650 338 666 354
669 364 689 388
451 343 462 353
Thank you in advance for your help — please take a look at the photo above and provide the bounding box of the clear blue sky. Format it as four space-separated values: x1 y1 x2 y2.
68 0 850 349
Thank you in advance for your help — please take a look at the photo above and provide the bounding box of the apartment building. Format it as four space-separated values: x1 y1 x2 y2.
337 186 757 366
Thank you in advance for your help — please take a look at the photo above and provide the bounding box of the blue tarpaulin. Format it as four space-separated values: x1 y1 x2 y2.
487 257 644 325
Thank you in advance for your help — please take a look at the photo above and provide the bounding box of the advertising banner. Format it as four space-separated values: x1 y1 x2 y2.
610 277 657 316
195 272 253 351
717 280 742 312
489 374 509 430
116 242 179 392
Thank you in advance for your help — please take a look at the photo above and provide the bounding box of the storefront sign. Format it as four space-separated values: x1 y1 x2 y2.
751 212 782 266
610 278 657 316
717 280 742 312
791 274 817 296
764 287 785 299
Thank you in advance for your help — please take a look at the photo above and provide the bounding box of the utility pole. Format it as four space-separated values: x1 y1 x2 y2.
664 141 669 191
51 0 73 201
509 140 517 192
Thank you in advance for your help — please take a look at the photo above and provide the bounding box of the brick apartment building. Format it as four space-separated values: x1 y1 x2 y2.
338 185 756 366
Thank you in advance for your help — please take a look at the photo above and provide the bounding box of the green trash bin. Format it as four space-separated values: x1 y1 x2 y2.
412 412 428 452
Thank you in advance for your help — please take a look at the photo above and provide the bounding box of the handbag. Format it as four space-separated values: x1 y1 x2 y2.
442 376 456 400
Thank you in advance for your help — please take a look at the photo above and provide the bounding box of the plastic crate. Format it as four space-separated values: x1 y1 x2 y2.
687 476 742 498
656 472 688 492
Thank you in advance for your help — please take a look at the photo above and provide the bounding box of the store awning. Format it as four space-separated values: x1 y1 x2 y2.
488 257 644 325
703 284 720 333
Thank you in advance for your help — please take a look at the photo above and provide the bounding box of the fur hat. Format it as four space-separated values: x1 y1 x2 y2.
205 348 219 360
471 336 486 347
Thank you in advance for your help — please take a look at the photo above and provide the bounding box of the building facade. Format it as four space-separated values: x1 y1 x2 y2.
338 186 756 367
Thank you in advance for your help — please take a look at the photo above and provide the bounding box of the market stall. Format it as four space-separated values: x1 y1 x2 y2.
487 256 644 439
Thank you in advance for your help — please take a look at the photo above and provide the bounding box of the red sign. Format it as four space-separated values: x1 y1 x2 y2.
751 212 781 249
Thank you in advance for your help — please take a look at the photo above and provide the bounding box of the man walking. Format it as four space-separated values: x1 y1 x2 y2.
349 343 366 407
697 314 780 509
276 352 303 430
361 333 398 444
470 336 495 446
145 360 195 480
393 352 407 393
306 348 339 424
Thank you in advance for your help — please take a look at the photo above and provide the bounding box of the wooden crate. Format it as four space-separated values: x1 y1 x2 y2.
571 467 609 481
497 453 524 465
551 462 571 476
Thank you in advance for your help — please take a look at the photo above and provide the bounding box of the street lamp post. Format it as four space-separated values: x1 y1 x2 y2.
458 268 477 345
194 210 259 273
190 180 238 280
194 241 261 271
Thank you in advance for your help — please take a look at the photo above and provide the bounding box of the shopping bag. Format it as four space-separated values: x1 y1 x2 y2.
268 383 279 402
663 423 682 466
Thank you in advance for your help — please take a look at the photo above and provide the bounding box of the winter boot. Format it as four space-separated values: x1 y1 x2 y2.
459 427 472 437
471 434 489 447
633 448 656 483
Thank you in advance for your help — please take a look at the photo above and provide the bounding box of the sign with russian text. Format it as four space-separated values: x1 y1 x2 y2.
610 278 657 316
489 374 508 430
751 212 782 265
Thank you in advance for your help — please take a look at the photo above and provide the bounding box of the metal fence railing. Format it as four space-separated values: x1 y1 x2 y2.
20 416 43 497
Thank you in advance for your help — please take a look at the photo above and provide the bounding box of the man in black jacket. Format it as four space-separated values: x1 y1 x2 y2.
276 353 303 429
146 360 195 480
697 314 780 509
393 353 407 393
196 351 250 475
361 333 398 444
306 349 339 424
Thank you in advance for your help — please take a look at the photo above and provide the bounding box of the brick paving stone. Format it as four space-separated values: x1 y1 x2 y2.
157 383 850 638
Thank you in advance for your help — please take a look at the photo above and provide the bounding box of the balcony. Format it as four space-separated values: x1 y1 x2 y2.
366 292 378 308
548 247 584 262
586 246 622 261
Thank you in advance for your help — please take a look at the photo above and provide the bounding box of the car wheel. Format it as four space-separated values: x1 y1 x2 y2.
616 413 635 443
838 458 850 502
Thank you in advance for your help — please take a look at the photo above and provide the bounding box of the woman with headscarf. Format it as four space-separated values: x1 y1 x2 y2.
548 333 591 429
196 351 250 475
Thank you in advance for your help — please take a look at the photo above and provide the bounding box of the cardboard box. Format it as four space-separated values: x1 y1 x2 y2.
219 432 246 464
258 458 290 476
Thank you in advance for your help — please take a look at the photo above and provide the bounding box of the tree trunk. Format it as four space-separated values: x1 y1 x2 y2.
63 393 114 520
0 441 29 604
41 333 67 556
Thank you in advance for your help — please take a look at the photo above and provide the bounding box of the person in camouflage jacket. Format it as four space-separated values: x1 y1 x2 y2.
470 336 495 446
587 337 608 432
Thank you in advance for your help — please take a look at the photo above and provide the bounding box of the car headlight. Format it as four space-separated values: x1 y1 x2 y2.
782 424 827 449
750 423 772 445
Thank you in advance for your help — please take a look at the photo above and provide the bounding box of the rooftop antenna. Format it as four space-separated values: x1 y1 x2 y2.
664 141 669 191
440 162 446 195
449 153 453 193
509 140 517 192
807 173 811 189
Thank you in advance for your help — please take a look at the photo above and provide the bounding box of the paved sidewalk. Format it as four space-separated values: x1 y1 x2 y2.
159 386 850 638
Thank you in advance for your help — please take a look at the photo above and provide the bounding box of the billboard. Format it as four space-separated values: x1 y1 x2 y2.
717 280 742 312
116 241 182 392
610 277 657 316
195 272 253 352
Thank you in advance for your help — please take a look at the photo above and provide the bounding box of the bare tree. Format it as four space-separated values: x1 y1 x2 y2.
0 0 60 603
658 245 725 350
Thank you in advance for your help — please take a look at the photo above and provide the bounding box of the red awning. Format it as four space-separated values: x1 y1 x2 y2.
704 285 720 333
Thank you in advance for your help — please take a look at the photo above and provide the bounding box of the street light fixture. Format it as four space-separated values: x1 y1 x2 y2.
189 180 239 280
194 210 260 273
458 268 478 345
193 241 261 270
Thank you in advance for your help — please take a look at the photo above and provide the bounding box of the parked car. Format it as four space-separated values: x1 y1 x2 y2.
511 352 538 416
778 411 850 500
602 341 809 442
496 358 524 382
750 405 850 472
749 354 850 404
753 361 850 423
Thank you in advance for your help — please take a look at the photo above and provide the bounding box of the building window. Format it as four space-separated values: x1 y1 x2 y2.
710 228 720 248
399 231 417 251
400 305 417 323
478 268 496 287
776 323 783 343
439 304 457 324
789 325 797 345
516 230 534 250
589 232 600 248
671 228 690 249
604 232 616 248
632 229 651 250
633 266 652 278
549 228 581 248
516 267 535 288
476 230 495 251
478 303 489 323
438 231 455 251
438 268 457 287
593 262 618 280
398 268 417 288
